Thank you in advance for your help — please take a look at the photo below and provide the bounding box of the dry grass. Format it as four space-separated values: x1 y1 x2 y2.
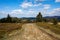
0 23 23 32
36 22 60 34
0 23 23 39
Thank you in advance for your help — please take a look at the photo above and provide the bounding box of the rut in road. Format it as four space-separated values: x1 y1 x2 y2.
5 23 56 40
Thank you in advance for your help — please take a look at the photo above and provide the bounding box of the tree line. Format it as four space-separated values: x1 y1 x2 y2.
0 14 21 23
0 12 58 25
36 12 58 25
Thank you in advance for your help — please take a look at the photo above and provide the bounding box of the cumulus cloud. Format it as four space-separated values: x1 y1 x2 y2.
10 9 38 17
0 11 8 15
28 10 34 13
43 4 51 9
28 0 45 1
11 9 23 14
0 11 8 18
25 10 37 17
41 4 51 16
33 3 42 6
20 2 42 8
55 0 60 2
35 0 45 1
49 8 60 16
0 11 5 14
20 2 32 8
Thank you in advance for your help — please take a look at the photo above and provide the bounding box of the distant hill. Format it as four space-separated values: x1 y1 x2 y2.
44 16 60 21
20 16 60 22
44 16 60 19
21 16 60 20
21 17 36 20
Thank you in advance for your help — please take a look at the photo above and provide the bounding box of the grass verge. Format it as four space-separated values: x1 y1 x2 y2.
36 22 60 34
0 23 23 39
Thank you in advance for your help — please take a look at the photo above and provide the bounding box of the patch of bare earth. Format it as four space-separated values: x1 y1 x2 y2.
4 23 57 40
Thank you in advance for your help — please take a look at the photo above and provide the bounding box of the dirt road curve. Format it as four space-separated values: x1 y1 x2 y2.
5 23 57 40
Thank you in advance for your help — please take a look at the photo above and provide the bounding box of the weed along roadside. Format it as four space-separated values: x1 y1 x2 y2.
36 22 60 40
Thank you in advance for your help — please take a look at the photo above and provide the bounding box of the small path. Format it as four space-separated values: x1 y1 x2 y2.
5 23 57 40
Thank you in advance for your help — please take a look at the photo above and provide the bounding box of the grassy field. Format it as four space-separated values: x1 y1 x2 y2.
36 22 60 35
0 22 60 39
0 23 23 39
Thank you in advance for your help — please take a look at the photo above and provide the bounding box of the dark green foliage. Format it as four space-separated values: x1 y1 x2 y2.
0 14 21 23
52 18 58 25
36 12 43 22
6 14 12 23
11 17 21 23
0 14 12 23
43 18 47 22
0 18 7 23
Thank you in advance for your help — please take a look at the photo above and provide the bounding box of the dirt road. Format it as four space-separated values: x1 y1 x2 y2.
4 23 57 40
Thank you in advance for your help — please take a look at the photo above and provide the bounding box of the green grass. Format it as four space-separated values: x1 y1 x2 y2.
36 22 60 34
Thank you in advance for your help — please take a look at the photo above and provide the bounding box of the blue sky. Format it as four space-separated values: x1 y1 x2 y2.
0 0 60 18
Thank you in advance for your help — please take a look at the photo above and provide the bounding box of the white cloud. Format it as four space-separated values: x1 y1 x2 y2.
0 11 8 15
28 10 34 13
35 0 45 1
24 0 45 2
10 9 37 15
49 8 60 16
0 11 5 14
25 10 37 17
54 8 60 11
43 4 50 9
33 3 42 6
9 9 38 17
20 2 32 8
20 2 42 8
41 4 51 16
55 0 60 2
11 9 23 14
34 0 47 3
0 11 8 18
